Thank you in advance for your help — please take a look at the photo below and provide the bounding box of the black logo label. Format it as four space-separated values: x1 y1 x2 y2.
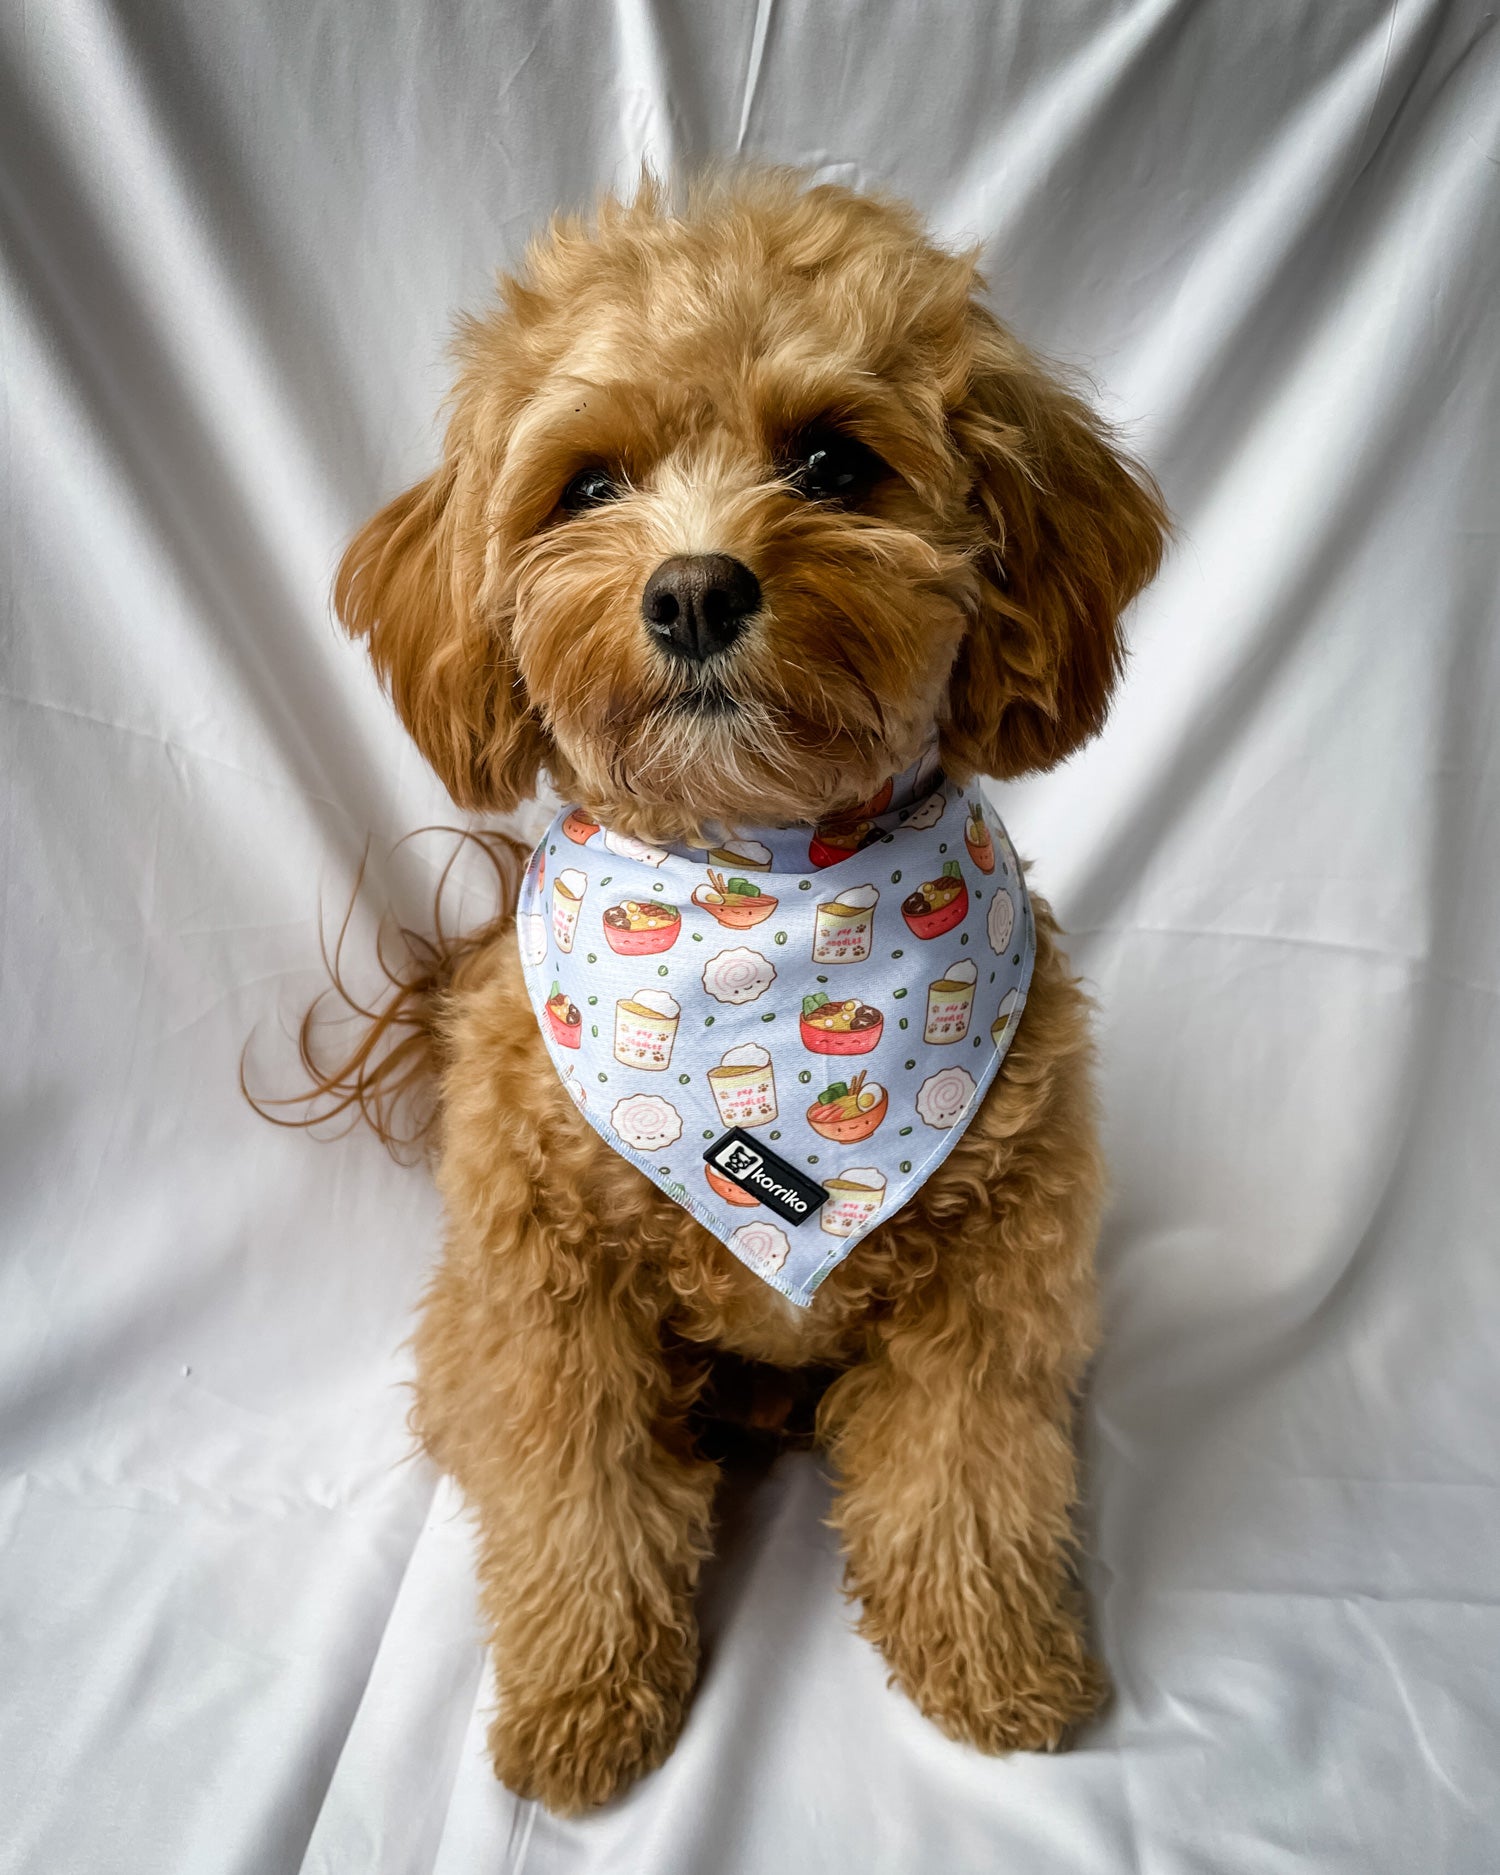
703 1129 829 1227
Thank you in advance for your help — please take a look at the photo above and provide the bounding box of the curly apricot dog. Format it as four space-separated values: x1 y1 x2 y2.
327 171 1164 1812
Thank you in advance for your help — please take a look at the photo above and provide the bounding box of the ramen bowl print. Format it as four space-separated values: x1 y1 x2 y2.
704 1163 760 1207
544 983 582 1049
602 898 682 955
691 870 779 928
901 862 968 940
799 993 883 1054
562 808 600 845
963 803 995 873
806 1071 888 1142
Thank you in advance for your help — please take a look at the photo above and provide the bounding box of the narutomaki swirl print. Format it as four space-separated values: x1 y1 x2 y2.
517 751 1036 1307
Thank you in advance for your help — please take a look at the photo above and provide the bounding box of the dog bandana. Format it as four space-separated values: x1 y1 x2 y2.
516 752 1035 1308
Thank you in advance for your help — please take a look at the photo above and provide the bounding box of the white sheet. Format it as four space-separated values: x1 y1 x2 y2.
3 2 1499 1869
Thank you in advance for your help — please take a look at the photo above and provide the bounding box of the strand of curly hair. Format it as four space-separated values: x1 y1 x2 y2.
241 827 527 1161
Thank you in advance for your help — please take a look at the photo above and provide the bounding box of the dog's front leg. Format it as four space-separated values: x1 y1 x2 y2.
414 1248 716 1813
820 1177 1106 1753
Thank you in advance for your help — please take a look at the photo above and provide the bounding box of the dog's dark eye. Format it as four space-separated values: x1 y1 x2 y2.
561 467 622 513
788 429 887 504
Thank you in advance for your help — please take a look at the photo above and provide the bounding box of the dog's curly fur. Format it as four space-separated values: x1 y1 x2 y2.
313 171 1165 1813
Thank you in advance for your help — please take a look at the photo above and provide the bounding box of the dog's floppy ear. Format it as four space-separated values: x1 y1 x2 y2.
334 463 550 812
941 307 1167 780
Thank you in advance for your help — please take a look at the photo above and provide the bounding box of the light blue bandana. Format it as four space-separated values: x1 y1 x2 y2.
516 754 1035 1307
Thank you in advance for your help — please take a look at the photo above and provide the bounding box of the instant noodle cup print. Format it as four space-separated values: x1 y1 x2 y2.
613 989 681 1071
610 1092 682 1151
520 910 549 968
551 867 587 952
702 946 776 1005
812 883 878 963
708 1043 778 1128
987 886 1016 954
728 1219 791 1274
991 986 1025 1049
603 898 681 955
706 837 772 873
916 1065 977 1129
819 1167 886 1237
923 959 978 1044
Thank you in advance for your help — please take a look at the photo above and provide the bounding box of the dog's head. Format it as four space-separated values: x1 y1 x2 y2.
337 172 1165 839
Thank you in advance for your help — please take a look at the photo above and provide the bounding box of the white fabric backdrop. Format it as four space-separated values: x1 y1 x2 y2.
3 2 1498 1869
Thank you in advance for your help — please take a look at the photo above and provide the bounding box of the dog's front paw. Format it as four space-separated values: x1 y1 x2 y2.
488 1655 693 1814
865 1593 1108 1754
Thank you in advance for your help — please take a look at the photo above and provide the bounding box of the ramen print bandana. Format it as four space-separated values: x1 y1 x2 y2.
516 759 1035 1309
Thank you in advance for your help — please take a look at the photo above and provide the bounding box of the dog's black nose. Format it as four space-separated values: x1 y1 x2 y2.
641 555 760 661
